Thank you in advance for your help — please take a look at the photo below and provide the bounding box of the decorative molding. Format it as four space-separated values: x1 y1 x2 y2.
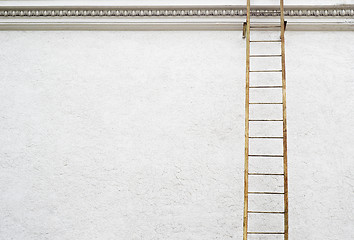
0 5 353 31
0 5 353 17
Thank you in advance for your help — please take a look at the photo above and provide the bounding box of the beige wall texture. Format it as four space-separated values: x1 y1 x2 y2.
0 30 353 240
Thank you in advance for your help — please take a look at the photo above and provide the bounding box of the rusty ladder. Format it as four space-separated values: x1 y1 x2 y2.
243 0 288 239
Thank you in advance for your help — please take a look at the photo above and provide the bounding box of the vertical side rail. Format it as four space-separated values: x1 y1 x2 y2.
243 1 251 240
280 0 289 239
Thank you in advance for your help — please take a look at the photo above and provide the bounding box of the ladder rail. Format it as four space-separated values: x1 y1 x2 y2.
242 1 251 240
280 0 289 239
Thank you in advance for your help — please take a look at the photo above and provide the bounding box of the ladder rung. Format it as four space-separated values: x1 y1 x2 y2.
248 232 285 235
248 173 284 176
249 119 283 121
250 26 281 29
250 70 282 72
250 54 281 58
250 40 281 43
248 211 285 214
248 192 284 195
250 103 283 104
249 86 282 88
249 154 283 157
249 136 283 139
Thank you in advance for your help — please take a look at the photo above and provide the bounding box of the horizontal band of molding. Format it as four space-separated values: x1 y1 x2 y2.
0 5 353 31
0 5 353 17
0 19 352 31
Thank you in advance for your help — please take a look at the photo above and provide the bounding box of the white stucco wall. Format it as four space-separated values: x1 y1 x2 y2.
0 30 353 240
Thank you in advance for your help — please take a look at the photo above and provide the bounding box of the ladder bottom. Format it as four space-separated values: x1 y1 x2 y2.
248 211 285 214
249 120 283 122
248 232 285 235
249 155 283 157
248 192 284 194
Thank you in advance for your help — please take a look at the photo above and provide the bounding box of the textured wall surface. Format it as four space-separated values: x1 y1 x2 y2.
0 30 353 240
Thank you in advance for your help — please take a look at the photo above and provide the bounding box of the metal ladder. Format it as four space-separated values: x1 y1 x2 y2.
243 0 288 239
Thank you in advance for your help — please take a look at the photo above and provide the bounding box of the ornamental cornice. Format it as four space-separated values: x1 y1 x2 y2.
0 5 352 31
0 5 353 18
